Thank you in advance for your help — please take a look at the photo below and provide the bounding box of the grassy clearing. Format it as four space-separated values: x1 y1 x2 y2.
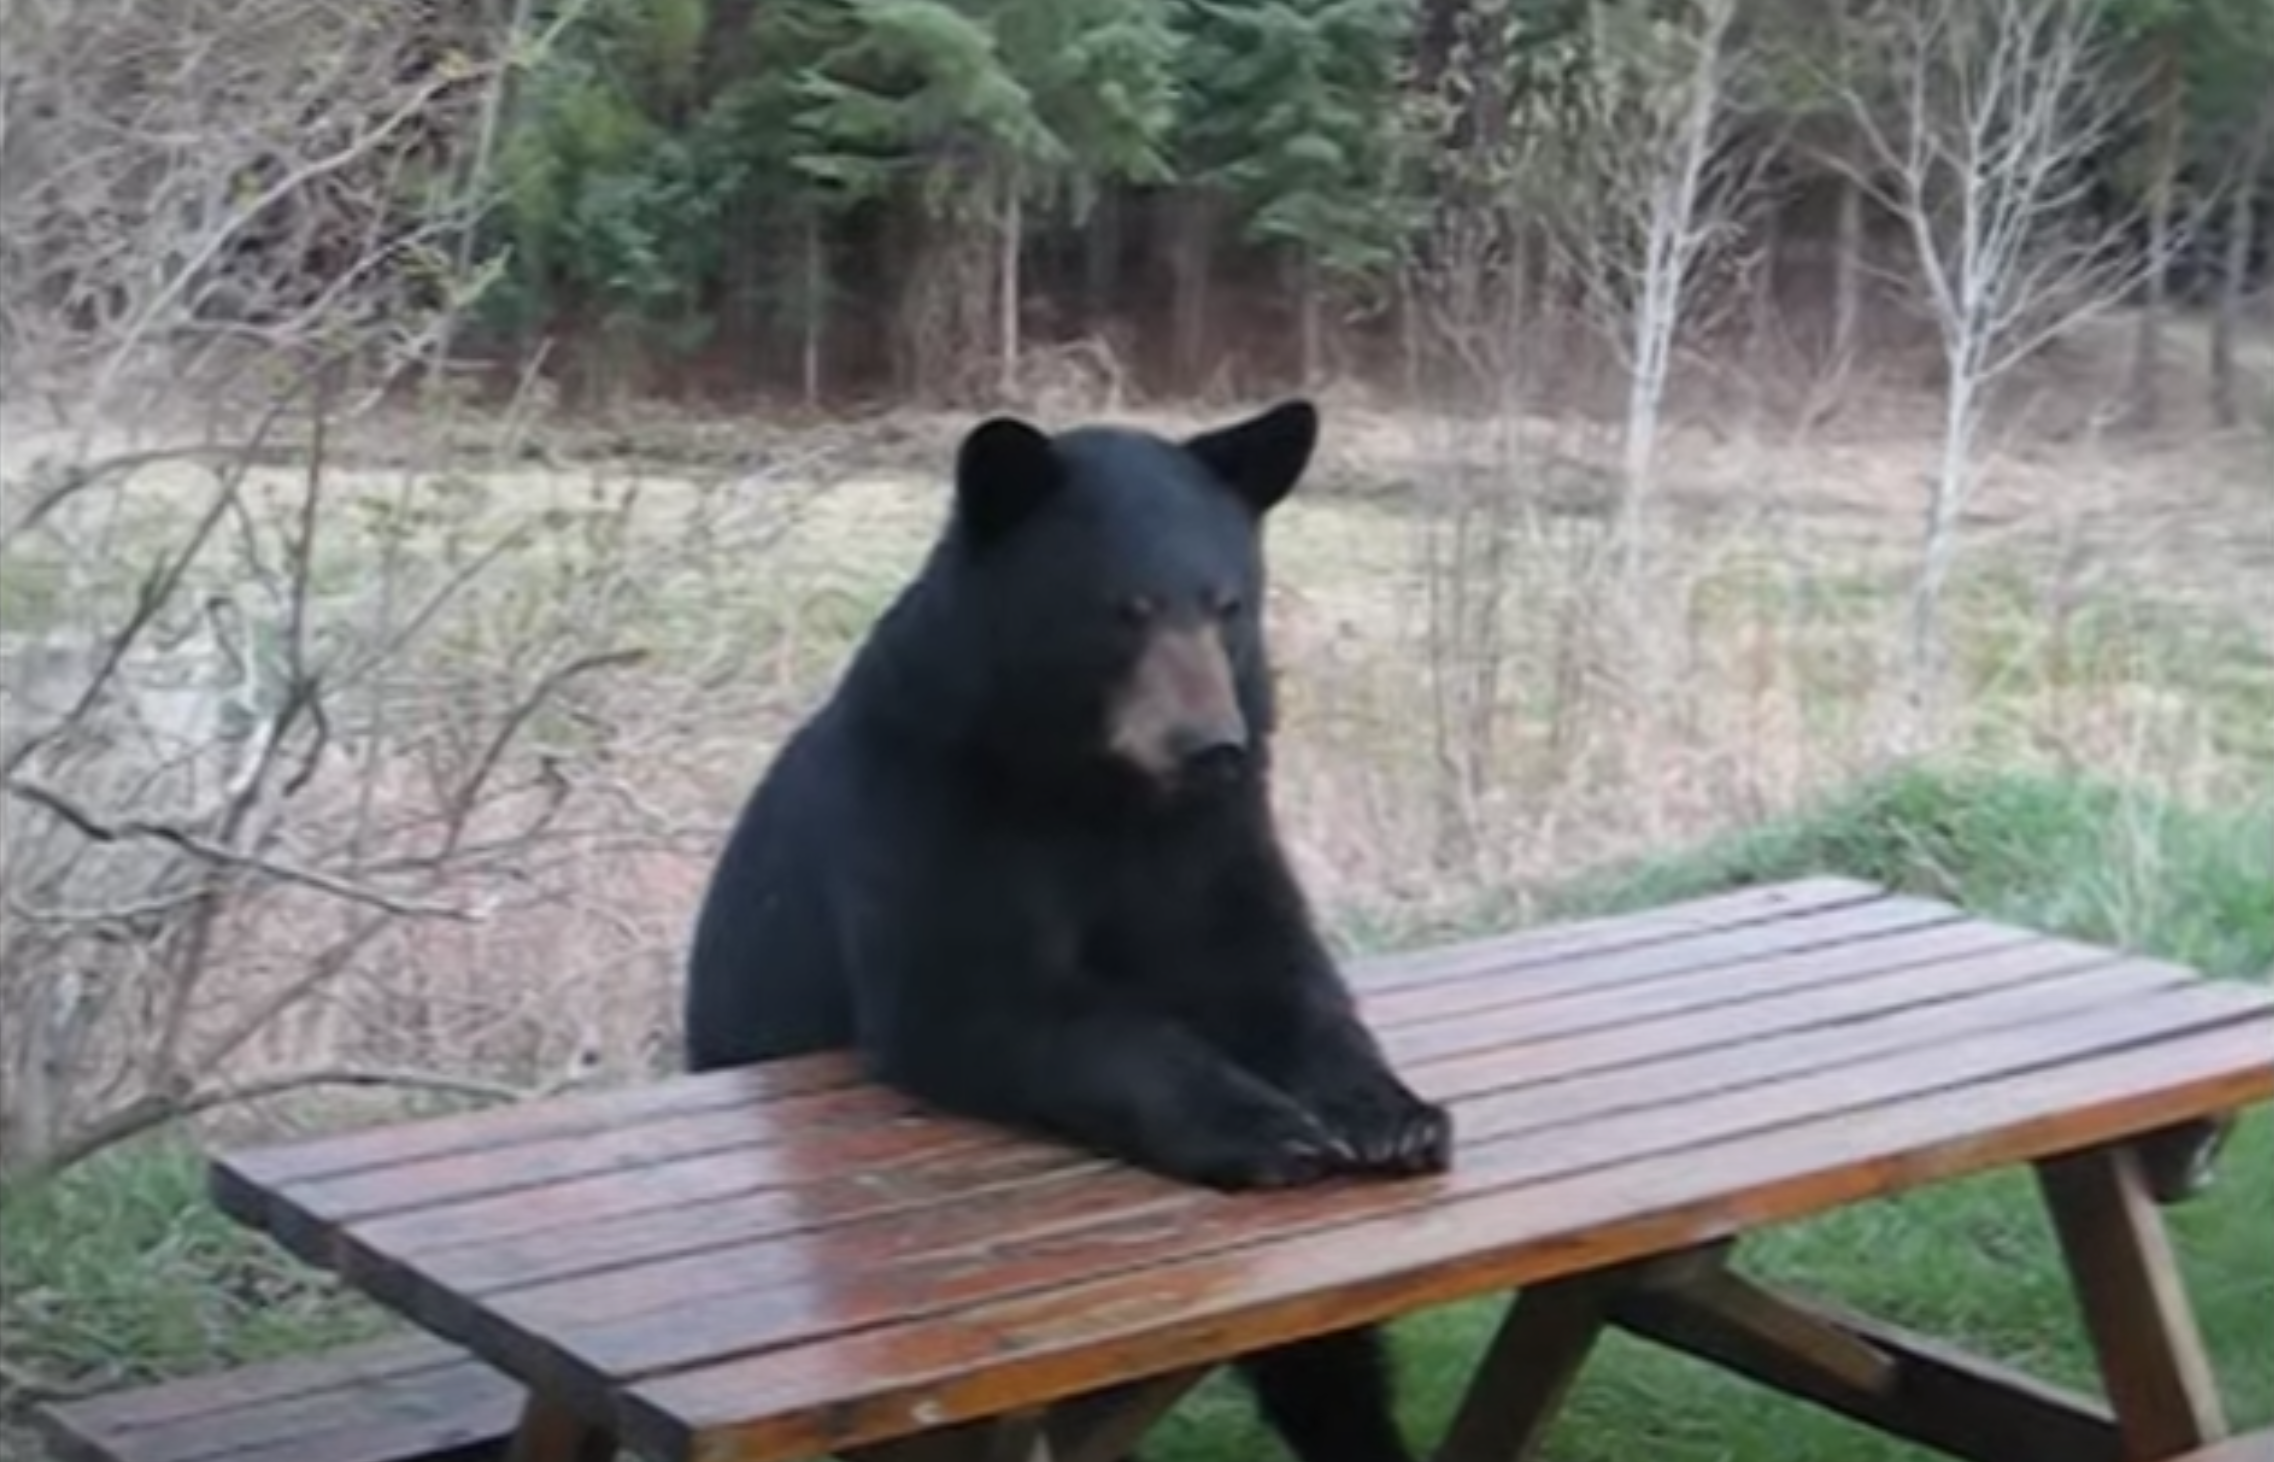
5 764 2267 1461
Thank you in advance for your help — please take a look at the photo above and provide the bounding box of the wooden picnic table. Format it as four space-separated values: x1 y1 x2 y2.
209 876 2274 1462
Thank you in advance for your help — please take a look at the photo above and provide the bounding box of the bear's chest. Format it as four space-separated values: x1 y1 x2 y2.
1048 827 1255 995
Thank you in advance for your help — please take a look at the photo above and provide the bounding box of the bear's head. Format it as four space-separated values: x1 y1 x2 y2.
942 399 1318 808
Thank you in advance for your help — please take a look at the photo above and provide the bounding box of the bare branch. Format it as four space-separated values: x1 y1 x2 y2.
4 778 485 920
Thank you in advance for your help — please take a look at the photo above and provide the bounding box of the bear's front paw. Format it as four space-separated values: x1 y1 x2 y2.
1315 1078 1454 1178
1178 1101 1357 1193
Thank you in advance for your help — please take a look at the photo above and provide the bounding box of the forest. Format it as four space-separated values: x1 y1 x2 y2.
6 0 2272 417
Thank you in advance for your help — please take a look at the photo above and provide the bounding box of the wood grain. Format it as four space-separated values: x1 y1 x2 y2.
33 1336 521 1462
451 969 2243 1388
215 905 2090 1258
392 929 2124 1300
629 1018 2271 1460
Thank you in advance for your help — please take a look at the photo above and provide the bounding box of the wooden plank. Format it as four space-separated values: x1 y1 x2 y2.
34 1337 466 1431
238 904 2051 1257
1432 1280 1611 1462
1392 929 2113 1094
431 961 2202 1362
34 1339 521 1462
1380 916 2038 1067
1360 895 1962 1026
413 1158 1184 1309
2038 1143 2231 1458
231 1078 943 1225
1350 876 1888 993
222 1052 861 1188
394 928 2109 1298
1609 1271 2121 1462
1621 1264 1899 1396
2171 1434 2274 1462
360 1142 1101 1269
622 1015 2272 1461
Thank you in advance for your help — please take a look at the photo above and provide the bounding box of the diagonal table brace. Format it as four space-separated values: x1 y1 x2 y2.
2038 1138 2232 1458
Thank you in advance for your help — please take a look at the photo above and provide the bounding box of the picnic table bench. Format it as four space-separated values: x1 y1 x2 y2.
38 876 2274 1462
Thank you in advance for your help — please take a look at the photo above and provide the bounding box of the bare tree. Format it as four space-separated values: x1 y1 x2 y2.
1561 0 1755 585
2123 18 2186 430
2209 99 2274 429
0 0 715 1191
1836 0 2144 711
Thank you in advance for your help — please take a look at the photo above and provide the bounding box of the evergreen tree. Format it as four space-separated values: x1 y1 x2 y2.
1175 0 1419 383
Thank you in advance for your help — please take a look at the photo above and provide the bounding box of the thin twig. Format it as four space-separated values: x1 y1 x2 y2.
5 779 484 919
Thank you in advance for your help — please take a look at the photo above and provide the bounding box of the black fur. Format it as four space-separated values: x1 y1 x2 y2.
685 401 1450 1462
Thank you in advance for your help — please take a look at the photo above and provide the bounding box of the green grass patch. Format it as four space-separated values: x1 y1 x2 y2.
1552 762 2274 981
0 1143 396 1401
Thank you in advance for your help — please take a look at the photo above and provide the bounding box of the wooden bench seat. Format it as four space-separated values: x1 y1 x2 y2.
33 1335 519 1462
2175 1433 2274 1462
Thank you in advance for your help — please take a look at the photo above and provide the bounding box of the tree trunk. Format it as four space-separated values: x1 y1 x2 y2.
998 170 1022 403
2127 28 2184 430
1912 343 1980 719
1747 173 1782 372
1297 250 1322 387
1171 194 1214 386
1084 188 1121 327
800 208 824 409
1617 0 1733 589
2211 102 2272 429
1832 167 1864 365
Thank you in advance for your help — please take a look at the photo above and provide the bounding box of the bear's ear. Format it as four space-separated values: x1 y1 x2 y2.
954 415 1062 546
1183 399 1318 515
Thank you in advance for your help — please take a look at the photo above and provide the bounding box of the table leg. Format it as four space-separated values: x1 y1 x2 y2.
1433 1275 1615 1462
1045 1366 1213 1462
507 1394 618 1462
2037 1141 2230 1459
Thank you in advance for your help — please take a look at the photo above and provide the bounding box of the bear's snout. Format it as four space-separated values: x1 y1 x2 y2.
1107 623 1249 790
1168 723 1249 786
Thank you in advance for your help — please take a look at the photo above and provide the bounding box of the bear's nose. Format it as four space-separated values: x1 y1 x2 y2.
1172 728 1249 785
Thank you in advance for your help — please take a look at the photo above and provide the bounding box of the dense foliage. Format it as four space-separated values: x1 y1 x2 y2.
440 0 2274 404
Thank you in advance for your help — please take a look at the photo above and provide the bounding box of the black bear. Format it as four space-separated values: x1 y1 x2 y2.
685 400 1452 1462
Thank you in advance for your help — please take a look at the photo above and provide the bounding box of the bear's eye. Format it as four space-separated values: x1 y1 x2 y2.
1213 591 1245 620
1117 595 1157 626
